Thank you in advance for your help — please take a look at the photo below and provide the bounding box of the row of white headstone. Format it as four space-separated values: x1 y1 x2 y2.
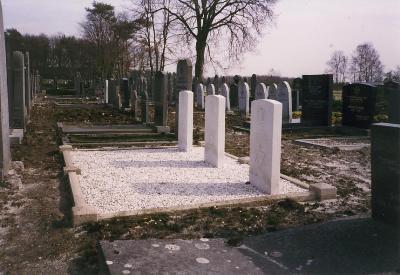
195 81 292 123
178 90 282 195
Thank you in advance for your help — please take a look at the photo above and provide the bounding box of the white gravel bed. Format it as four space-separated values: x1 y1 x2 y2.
70 147 306 214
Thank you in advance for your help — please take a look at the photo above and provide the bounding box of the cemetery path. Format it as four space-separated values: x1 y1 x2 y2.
0 99 98 274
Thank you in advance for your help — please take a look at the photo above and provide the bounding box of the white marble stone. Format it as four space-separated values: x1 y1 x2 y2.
255 83 268 100
250 99 282 194
205 95 225 168
238 82 250 115
105 80 109 104
267 83 278 100
196 83 205 109
277 81 293 124
178 90 193 152
206 83 216 96
220 83 230 111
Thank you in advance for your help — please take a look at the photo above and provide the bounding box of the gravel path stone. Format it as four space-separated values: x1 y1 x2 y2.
70 147 306 214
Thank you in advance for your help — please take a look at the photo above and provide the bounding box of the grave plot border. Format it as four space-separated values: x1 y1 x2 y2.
60 145 336 226
293 136 370 151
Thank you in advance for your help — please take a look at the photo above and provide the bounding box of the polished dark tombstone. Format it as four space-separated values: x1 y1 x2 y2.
10 51 26 130
250 74 257 99
153 71 168 127
384 81 400 124
229 75 241 108
301 74 333 126
175 60 192 133
342 83 378 128
121 78 130 108
371 123 400 228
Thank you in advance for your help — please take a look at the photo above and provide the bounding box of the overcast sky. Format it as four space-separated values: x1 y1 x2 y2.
3 0 400 77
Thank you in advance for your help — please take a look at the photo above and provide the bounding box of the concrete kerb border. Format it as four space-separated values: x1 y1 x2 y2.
293 137 370 151
61 145 336 226
60 145 99 225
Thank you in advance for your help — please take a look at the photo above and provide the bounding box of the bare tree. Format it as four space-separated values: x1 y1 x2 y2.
385 66 400 82
326 50 347 84
350 42 384 83
161 0 277 80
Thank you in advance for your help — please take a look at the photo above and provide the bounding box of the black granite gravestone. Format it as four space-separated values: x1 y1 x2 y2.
371 123 400 227
154 71 168 127
342 83 378 128
301 74 333 126
384 81 400 124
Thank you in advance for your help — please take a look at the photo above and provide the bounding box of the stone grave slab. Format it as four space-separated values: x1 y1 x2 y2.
100 238 264 275
294 136 370 151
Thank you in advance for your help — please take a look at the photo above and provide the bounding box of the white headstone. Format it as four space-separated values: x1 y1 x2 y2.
178 90 193 152
255 83 268 100
206 83 216 96
268 83 278 100
205 95 225 168
220 83 230 111
276 81 293 124
250 99 282 194
238 82 250 115
196 83 205 109
105 80 109 104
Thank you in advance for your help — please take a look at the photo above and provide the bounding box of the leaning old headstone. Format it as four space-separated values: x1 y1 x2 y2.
384 81 400 124
342 83 378 129
0 0 11 178
10 51 26 130
301 74 333 126
154 71 169 127
276 81 293 124
250 99 282 194
255 83 268 100
220 83 230 111
238 81 250 116
371 123 400 228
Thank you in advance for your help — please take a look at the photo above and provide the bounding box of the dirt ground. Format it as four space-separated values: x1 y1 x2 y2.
0 97 370 274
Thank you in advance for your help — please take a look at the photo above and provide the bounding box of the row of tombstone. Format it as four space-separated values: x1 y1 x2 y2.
178 90 283 194
0 1 39 179
6 50 39 134
194 80 293 123
105 71 170 128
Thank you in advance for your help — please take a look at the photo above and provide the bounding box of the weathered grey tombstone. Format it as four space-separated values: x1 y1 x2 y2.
292 77 302 111
213 75 219 94
195 83 205 109
24 52 31 115
139 76 149 123
206 83 216 96
220 83 230 111
250 99 282 194
302 74 333 126
154 71 169 127
175 60 193 134
121 78 130 108
250 74 257 99
10 51 26 131
255 83 268 100
277 81 293 124
0 0 11 179
384 81 400 124
268 83 278 100
238 81 250 116
371 123 400 228
229 75 240 108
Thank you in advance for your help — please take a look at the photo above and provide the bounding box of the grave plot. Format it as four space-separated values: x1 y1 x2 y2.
59 122 177 148
62 146 314 224
294 136 370 151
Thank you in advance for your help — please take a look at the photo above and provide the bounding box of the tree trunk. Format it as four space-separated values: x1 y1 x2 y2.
195 39 207 81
